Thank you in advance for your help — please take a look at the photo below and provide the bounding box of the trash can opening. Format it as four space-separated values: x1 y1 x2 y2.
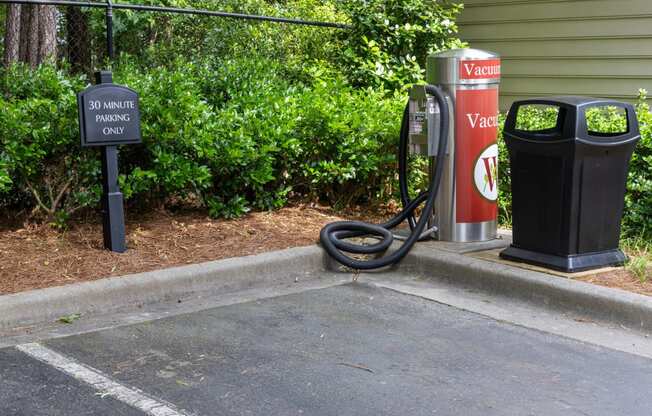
584 105 629 137
515 104 561 133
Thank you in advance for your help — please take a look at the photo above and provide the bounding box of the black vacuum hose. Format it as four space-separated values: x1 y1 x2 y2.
320 85 449 270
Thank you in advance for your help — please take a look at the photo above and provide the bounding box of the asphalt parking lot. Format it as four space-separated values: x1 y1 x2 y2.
2 283 652 416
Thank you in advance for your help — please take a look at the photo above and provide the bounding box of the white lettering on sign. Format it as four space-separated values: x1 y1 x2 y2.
466 113 500 129
96 114 131 123
103 126 125 135
88 100 135 112
462 63 500 78
102 100 135 110
459 59 501 80
87 99 137 137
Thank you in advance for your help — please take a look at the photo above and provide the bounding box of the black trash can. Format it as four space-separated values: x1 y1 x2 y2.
500 96 640 272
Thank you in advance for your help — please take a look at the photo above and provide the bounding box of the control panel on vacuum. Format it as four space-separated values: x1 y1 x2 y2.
409 86 443 157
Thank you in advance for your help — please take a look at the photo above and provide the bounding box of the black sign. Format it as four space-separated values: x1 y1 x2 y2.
78 84 141 147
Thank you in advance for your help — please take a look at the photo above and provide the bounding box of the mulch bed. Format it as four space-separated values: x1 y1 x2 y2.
576 270 652 297
1 204 650 297
0 204 393 295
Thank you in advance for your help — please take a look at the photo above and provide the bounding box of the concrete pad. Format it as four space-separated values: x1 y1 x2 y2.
45 284 652 416
469 248 622 278
403 243 652 332
421 234 511 254
0 347 144 416
392 231 511 254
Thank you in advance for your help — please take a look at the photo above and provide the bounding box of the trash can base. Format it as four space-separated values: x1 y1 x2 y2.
499 246 626 273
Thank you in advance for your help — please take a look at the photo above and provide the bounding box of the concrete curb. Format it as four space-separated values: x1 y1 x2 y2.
401 243 652 332
0 245 327 329
4 241 652 333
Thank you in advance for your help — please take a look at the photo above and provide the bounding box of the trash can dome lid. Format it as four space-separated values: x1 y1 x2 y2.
504 95 640 146
516 96 627 109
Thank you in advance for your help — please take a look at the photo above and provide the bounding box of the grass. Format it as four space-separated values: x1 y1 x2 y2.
58 313 82 324
622 235 652 283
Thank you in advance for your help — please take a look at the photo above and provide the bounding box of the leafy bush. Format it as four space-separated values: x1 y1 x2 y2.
496 114 511 225
113 0 345 79
118 57 405 213
337 0 465 90
586 105 629 134
624 90 652 238
514 105 558 131
291 76 404 206
0 65 101 225
113 0 467 93
0 59 406 221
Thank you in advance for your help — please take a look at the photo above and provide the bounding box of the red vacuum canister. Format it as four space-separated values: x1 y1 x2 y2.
409 48 501 242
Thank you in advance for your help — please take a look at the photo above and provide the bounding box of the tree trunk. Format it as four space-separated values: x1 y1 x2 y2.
15 5 59 68
18 4 31 62
66 6 90 74
27 5 40 67
3 4 22 66
38 5 58 63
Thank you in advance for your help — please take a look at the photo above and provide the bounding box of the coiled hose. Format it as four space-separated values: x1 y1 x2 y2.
320 85 450 270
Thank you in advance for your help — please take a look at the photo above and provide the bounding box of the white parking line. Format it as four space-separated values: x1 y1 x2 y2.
16 343 190 416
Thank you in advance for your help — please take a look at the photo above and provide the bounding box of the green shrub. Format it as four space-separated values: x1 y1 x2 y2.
0 0 466 225
0 59 406 221
114 0 346 80
586 105 629 134
0 64 101 224
291 76 404 206
496 114 511 225
514 105 558 131
337 0 465 90
624 90 652 238
113 0 468 93
115 60 219 207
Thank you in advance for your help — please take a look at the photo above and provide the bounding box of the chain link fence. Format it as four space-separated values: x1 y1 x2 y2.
1 0 347 76
1 1 95 72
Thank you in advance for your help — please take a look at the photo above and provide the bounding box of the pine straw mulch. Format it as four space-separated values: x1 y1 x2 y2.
576 269 652 297
0 204 394 295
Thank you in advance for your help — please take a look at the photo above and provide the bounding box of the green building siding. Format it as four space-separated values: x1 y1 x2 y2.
458 0 652 109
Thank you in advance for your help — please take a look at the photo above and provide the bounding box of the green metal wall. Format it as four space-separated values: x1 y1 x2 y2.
458 0 652 109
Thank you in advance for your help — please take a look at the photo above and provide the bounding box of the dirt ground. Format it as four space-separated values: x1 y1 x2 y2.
576 270 652 297
0 204 394 295
1 204 650 296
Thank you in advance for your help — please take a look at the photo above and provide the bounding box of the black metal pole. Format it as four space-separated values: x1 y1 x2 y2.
0 0 350 29
96 71 126 253
105 0 114 62
101 145 126 252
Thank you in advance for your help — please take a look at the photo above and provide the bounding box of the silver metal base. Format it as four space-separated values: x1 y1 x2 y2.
438 220 497 243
